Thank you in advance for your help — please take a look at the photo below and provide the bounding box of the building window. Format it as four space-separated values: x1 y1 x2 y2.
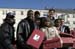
43 13 48 16
2 10 5 15
58 14 65 20
43 12 48 16
13 11 16 15
67 14 70 18
65 21 70 24
73 21 75 24
73 14 75 18
21 11 24 15
5 10 7 14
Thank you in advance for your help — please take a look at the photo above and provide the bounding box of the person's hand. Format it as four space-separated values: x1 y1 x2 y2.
60 39 63 47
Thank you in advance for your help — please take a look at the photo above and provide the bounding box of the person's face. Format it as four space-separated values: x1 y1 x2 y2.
48 11 55 17
28 11 34 20
56 20 61 27
61 20 64 25
36 19 40 26
10 18 15 25
45 21 51 27
35 14 40 19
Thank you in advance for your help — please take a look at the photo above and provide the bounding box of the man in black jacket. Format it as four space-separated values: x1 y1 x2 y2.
60 19 70 34
16 10 38 49
0 12 15 49
58 19 71 49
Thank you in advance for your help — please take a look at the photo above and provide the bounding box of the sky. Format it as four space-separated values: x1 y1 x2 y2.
0 0 75 9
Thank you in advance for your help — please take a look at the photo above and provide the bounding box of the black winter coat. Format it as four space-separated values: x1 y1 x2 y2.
0 22 15 49
16 18 38 49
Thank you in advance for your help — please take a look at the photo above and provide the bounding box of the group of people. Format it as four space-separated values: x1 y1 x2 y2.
0 9 71 49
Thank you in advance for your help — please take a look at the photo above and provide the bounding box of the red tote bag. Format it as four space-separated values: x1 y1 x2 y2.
27 29 45 49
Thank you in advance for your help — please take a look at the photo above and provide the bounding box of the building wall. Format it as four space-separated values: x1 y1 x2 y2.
0 8 75 30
